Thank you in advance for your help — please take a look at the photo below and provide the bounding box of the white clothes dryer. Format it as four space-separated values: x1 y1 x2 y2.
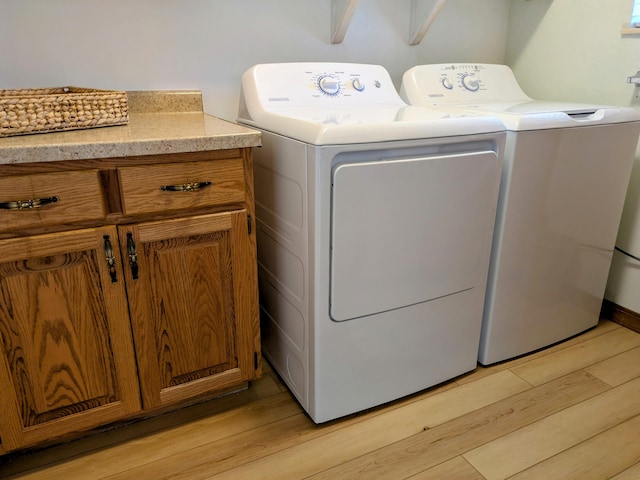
401 63 640 365
238 62 505 422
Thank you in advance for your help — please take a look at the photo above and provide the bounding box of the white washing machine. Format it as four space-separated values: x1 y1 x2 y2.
401 63 640 365
237 62 505 423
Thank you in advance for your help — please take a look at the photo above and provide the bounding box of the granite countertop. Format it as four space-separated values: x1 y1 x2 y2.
0 90 261 165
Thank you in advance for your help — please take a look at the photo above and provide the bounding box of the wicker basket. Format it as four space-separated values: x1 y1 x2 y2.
0 87 129 137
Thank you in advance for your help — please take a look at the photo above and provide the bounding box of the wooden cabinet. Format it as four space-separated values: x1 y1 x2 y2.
122 211 258 410
0 169 107 233
0 227 141 451
0 149 260 453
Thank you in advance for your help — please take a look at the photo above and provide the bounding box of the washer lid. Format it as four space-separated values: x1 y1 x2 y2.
466 101 609 115
400 63 640 131
458 101 640 130
238 62 504 145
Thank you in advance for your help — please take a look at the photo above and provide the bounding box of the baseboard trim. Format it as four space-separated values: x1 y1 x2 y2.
601 299 640 333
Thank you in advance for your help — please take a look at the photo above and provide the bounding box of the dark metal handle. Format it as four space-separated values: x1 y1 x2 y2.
160 181 212 192
0 196 59 210
103 235 117 283
126 232 139 280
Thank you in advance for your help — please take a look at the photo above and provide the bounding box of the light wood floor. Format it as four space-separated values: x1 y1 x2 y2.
2 319 640 479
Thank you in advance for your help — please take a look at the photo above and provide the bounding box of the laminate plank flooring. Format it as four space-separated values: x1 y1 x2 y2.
610 461 640 480
1 319 639 480
462 377 640 480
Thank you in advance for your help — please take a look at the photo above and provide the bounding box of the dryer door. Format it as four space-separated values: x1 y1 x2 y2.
330 150 499 322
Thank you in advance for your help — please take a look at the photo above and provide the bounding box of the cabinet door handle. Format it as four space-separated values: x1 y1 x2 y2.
103 235 118 283
126 232 139 280
0 195 59 210
160 181 212 192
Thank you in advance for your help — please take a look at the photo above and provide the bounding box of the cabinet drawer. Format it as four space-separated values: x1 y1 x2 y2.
118 159 245 216
0 170 106 233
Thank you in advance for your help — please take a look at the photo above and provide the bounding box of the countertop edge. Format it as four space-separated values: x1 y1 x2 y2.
0 112 262 165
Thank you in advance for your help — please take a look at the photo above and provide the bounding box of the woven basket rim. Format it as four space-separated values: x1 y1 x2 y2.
0 86 127 97
0 86 129 137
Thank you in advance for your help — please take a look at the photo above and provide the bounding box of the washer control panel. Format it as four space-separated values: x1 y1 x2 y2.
401 63 531 106
439 64 487 94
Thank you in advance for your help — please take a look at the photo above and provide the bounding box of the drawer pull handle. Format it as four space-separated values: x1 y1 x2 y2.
103 235 118 283
126 232 139 280
0 195 59 210
160 181 212 192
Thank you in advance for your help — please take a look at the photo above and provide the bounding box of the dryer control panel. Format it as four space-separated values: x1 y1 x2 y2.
242 62 406 109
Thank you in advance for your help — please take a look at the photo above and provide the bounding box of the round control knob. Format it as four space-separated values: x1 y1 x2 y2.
352 78 365 92
441 77 454 90
318 75 341 96
461 73 480 92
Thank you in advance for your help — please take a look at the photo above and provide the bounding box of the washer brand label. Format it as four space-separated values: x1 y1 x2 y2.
268 97 290 102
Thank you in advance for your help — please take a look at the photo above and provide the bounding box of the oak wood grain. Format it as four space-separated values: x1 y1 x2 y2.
124 211 258 410
0 147 260 455
118 159 245 216
0 150 242 177
0 226 140 450
0 170 106 233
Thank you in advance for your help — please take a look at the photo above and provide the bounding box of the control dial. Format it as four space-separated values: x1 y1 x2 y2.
461 73 480 92
441 77 454 90
352 78 365 92
318 75 341 96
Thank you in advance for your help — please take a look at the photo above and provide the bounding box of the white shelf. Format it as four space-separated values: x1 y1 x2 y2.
622 27 640 35
331 0 360 44
329 0 448 45
409 0 448 45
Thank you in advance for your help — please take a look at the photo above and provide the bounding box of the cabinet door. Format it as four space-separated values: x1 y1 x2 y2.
122 210 260 409
0 227 141 451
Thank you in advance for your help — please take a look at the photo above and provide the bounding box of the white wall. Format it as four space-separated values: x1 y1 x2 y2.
506 0 637 105
0 0 510 121
506 0 640 312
